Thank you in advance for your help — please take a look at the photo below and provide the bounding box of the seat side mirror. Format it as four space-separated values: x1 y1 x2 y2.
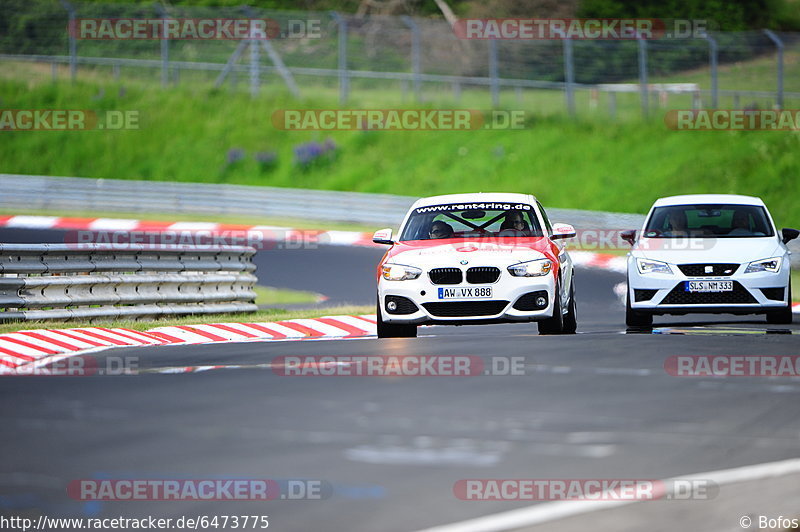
621 230 636 246
781 227 799 244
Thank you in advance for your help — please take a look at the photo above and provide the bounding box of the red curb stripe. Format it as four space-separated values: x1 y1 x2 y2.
352 315 377 324
15 332 82 351
0 346 35 361
116 328 169 344
315 317 371 336
145 331 186 344
46 329 106 347
175 326 228 342
52 217 97 229
72 329 129 346
95 327 152 345
205 323 258 339
238 323 287 339
0 336 60 355
275 321 325 337
0 358 19 368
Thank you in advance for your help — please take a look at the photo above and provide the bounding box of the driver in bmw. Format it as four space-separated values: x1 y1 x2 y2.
429 220 454 239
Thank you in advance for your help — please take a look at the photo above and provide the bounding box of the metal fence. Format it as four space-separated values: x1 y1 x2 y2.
0 243 257 322
2 2 799 115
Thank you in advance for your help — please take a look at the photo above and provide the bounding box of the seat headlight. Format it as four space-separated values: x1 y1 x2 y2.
508 259 553 277
381 263 422 281
636 258 673 275
745 257 782 273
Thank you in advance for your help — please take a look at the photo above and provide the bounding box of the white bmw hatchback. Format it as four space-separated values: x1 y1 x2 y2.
373 193 578 338
623 194 798 327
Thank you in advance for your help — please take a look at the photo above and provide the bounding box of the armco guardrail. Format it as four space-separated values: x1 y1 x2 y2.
0 174 646 229
0 244 257 322
0 174 414 227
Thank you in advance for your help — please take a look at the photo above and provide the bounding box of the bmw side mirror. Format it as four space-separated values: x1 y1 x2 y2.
550 223 576 240
781 228 799 244
373 228 394 245
621 230 636 246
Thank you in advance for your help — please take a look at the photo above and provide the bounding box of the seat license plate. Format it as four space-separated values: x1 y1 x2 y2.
685 280 733 292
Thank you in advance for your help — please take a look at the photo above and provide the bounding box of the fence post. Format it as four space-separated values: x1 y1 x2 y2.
401 16 422 102
705 34 718 108
330 12 349 105
488 38 499 108
155 5 169 87
563 37 575 116
637 37 648 118
59 0 77 82
763 29 784 109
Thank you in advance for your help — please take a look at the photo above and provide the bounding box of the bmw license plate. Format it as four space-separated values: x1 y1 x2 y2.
685 280 733 292
438 287 492 299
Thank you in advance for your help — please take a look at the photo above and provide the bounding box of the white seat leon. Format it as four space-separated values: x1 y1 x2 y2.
622 194 798 327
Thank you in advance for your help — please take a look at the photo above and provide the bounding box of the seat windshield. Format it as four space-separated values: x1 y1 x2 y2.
644 204 774 238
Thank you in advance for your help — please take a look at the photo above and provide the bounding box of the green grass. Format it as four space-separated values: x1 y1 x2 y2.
2 72 800 229
0 305 373 335
253 285 322 305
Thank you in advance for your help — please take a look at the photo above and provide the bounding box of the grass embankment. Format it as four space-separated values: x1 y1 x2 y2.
2 50 800 228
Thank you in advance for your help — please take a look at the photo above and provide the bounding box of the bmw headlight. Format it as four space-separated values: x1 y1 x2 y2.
381 263 422 281
508 258 553 277
745 257 782 273
636 258 673 275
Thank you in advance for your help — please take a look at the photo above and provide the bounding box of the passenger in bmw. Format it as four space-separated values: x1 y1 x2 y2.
428 220 454 239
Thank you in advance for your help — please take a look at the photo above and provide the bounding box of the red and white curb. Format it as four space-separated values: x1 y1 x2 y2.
0 315 377 375
0 215 378 248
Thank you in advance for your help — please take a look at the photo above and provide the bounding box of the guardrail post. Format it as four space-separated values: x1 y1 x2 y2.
563 37 575 116
401 16 422 102
155 5 169 88
705 34 718 108
59 0 77 82
763 29 784 109
638 36 648 118
488 38 499 108
330 12 349 105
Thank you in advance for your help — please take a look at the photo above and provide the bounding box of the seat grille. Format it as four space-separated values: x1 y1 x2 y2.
678 263 739 277
661 281 756 305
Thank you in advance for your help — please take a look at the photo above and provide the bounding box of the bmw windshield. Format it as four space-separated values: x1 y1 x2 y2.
399 202 544 241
